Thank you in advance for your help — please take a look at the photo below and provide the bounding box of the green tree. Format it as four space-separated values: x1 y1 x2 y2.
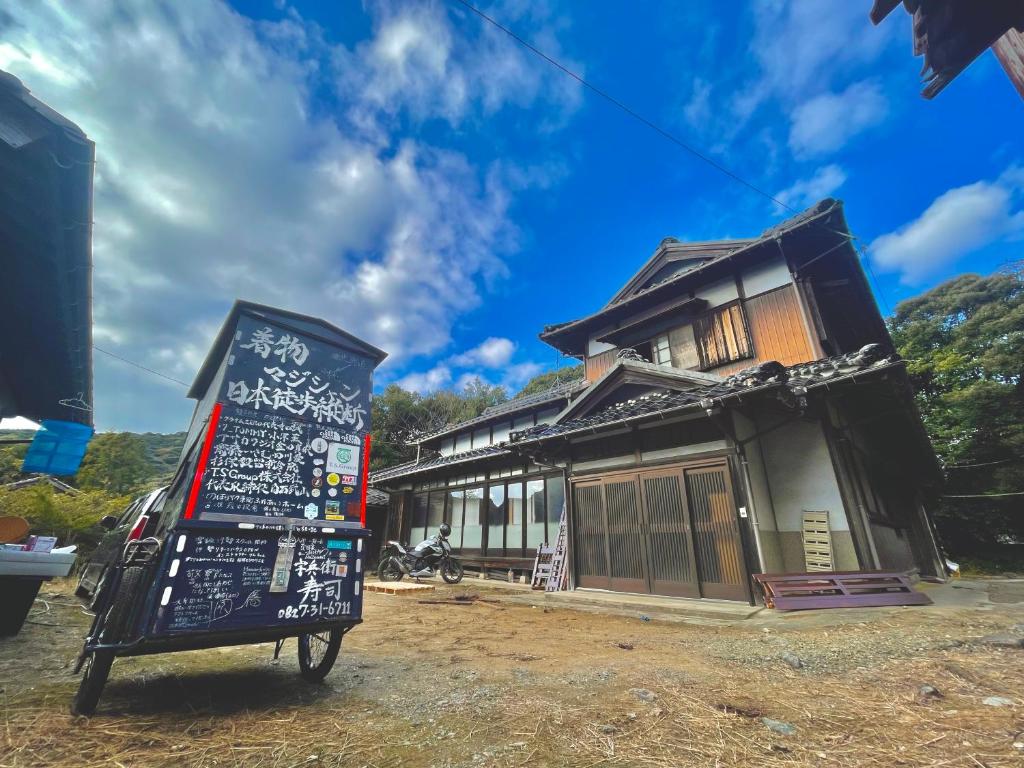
0 485 128 554
889 267 1024 558
369 379 509 471
515 364 583 398
75 432 152 495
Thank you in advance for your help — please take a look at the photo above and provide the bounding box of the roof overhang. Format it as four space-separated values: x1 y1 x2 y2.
595 296 707 347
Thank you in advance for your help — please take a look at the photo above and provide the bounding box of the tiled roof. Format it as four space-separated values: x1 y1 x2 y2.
371 444 511 484
366 487 390 507
482 378 586 417
510 345 900 444
371 345 902 483
411 378 586 444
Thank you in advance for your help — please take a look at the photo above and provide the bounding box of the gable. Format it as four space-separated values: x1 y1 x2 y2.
605 239 753 308
552 359 723 423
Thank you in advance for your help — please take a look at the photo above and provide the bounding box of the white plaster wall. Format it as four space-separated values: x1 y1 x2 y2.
731 412 778 533
588 335 616 356
741 254 791 297
760 419 848 532
695 276 739 309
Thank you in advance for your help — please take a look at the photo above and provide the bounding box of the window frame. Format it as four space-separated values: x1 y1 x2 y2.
693 300 753 370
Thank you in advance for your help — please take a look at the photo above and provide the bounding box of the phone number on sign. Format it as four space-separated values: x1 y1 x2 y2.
278 601 352 620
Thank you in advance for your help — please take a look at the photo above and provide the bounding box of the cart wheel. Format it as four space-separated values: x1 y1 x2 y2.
441 559 464 584
71 650 115 716
71 565 145 716
297 628 342 682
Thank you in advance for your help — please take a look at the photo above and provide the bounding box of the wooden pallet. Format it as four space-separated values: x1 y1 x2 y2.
364 581 435 595
802 511 833 572
752 570 932 611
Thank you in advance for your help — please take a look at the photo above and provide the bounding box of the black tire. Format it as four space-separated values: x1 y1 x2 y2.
71 566 145 716
297 628 342 682
377 556 404 582
72 650 115 717
441 559 464 584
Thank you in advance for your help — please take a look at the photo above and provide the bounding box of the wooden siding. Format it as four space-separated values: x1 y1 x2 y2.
708 285 816 376
585 347 618 381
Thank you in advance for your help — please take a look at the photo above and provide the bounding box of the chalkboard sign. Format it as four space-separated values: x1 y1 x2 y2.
193 405 365 523
222 314 372 429
151 532 364 636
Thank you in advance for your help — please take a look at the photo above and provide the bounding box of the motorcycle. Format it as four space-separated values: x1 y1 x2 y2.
377 523 464 584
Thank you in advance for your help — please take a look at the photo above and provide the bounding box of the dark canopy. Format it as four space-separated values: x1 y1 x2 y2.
0 71 94 425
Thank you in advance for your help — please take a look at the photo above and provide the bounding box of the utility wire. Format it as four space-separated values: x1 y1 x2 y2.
453 0 797 214
451 0 900 312
945 458 1015 470
93 345 190 388
941 491 1024 499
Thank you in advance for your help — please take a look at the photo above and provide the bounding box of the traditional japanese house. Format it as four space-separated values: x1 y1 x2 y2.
373 199 945 603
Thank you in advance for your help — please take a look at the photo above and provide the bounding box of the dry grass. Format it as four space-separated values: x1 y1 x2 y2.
2 584 1023 767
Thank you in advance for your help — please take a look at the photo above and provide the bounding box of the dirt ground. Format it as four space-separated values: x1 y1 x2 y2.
2 579 1023 768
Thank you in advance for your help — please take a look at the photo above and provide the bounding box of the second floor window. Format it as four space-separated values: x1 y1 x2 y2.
694 302 753 370
652 334 671 365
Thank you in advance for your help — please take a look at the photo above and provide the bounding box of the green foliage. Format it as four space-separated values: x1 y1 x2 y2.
370 378 509 470
75 432 153 495
137 431 187 483
0 485 129 554
515 364 583 398
889 267 1024 555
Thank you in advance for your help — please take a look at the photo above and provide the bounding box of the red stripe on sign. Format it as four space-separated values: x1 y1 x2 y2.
359 432 371 527
183 402 223 520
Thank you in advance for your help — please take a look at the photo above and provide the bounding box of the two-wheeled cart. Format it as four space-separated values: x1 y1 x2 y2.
72 301 386 715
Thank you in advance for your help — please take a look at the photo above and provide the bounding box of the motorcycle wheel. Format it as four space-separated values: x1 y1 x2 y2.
377 557 404 582
441 559 464 584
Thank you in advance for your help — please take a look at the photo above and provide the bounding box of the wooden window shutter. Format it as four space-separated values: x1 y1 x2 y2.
694 303 753 370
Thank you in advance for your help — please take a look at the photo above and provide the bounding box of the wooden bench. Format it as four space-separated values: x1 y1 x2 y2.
752 570 933 611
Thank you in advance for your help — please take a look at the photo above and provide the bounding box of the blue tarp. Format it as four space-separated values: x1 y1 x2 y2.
21 420 94 476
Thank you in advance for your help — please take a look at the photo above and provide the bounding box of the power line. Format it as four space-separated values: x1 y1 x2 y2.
451 0 902 311
941 491 1024 499
93 345 190 388
945 458 1014 470
451 0 802 214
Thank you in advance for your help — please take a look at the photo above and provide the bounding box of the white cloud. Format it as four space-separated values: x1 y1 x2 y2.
870 168 1024 283
743 3 895 109
0 0 578 430
682 77 712 127
775 165 848 210
334 0 582 134
396 364 452 394
788 81 887 157
451 337 517 368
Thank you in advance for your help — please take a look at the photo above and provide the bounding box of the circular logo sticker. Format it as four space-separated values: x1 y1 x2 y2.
326 472 340 486
311 488 321 498
313 468 323 478
310 438 328 454
328 488 338 497
303 503 318 520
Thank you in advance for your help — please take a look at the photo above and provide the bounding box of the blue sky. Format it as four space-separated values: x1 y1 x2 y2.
1 1 1022 433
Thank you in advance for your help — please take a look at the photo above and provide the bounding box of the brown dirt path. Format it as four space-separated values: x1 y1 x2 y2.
1 581 1023 767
